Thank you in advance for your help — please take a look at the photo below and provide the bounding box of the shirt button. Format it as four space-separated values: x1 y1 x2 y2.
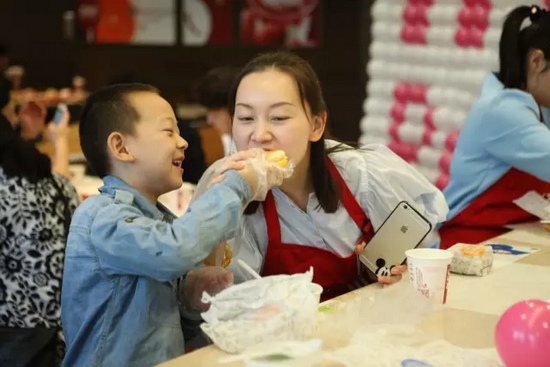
125 218 134 223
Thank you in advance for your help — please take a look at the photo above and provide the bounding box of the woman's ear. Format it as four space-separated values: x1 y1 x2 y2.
107 132 135 163
309 111 327 143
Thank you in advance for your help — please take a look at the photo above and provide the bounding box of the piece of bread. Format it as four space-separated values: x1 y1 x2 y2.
266 150 288 168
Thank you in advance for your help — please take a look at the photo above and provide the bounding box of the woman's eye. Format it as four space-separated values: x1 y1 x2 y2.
237 116 254 123
271 116 289 122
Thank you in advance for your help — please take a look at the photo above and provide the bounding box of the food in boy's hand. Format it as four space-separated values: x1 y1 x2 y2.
221 242 233 268
204 242 233 268
266 150 289 168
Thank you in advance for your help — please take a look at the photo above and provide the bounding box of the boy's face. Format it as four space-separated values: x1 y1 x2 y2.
119 92 188 198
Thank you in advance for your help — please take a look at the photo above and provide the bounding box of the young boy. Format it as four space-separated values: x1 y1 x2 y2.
61 84 284 367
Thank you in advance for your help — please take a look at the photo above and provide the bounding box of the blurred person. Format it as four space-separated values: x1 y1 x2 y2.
0 76 78 367
439 5 550 248
196 66 241 156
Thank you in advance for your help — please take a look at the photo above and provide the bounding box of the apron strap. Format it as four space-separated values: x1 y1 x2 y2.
326 158 374 240
263 158 375 244
263 191 282 244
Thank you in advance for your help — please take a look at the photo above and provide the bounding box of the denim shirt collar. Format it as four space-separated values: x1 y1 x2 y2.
99 176 176 222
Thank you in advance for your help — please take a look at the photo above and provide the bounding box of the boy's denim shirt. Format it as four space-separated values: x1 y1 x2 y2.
61 173 250 367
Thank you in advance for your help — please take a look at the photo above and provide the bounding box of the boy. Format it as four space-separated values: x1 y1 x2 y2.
61 84 284 367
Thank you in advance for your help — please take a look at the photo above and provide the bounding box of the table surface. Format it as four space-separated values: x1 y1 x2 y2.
157 224 550 367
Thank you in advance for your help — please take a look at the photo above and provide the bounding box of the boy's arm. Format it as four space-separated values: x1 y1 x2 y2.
90 171 251 282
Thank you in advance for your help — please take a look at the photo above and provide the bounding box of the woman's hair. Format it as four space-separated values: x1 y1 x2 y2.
498 5 550 89
0 76 52 183
227 51 348 215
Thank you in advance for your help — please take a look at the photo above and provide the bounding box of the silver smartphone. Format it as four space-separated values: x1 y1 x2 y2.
359 201 432 276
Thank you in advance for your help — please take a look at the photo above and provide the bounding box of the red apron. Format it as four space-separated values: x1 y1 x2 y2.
439 168 550 249
261 159 375 300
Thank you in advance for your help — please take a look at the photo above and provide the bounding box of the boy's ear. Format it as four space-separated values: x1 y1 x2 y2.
106 132 135 163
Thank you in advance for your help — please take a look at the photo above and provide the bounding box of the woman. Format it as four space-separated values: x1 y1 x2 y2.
0 77 79 366
195 52 448 300
439 5 550 249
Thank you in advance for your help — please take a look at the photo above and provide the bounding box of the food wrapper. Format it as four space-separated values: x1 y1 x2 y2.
200 269 322 354
448 243 493 276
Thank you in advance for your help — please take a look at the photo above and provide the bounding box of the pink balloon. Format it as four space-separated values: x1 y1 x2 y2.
423 107 435 129
410 84 427 103
457 7 473 27
495 300 550 367
469 27 484 48
403 5 418 24
445 131 459 152
400 24 417 44
454 27 469 47
439 152 452 173
390 103 406 122
388 123 401 143
421 129 433 146
393 83 409 104
472 6 489 29
435 174 449 190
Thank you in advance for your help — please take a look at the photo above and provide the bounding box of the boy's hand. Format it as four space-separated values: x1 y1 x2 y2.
211 150 257 184
212 149 289 201
182 266 233 312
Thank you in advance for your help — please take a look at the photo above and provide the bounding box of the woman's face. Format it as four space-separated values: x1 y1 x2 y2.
232 69 325 167
526 49 550 107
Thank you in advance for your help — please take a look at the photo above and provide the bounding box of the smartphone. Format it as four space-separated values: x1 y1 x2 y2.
53 103 67 125
359 201 432 276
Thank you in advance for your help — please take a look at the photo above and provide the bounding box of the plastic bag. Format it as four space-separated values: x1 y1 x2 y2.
200 268 321 353
192 149 294 203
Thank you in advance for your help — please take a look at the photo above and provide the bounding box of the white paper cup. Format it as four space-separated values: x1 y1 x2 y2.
405 248 453 304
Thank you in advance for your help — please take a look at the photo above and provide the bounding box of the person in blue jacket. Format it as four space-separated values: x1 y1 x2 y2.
439 5 550 249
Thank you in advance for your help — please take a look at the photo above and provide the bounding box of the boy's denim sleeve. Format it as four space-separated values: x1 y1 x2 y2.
90 171 251 282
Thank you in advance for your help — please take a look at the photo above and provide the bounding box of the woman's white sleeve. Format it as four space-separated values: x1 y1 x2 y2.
357 144 449 231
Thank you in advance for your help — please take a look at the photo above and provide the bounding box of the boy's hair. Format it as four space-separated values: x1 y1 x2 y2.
196 66 241 109
79 83 159 178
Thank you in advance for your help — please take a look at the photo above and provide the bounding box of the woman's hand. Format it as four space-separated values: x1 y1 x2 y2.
355 241 407 286
377 264 407 285
46 107 70 144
